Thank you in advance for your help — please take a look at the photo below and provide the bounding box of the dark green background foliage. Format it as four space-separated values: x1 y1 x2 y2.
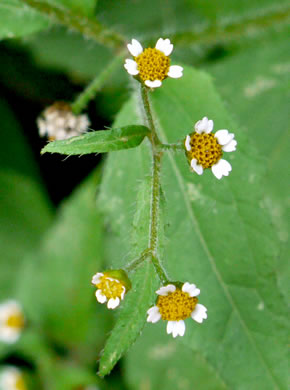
0 0 289 389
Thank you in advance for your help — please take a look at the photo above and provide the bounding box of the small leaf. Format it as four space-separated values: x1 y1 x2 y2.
98 177 160 377
41 125 150 155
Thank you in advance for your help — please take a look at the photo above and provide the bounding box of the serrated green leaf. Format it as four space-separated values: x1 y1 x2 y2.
98 177 160 376
41 125 150 155
0 0 50 39
98 66 288 388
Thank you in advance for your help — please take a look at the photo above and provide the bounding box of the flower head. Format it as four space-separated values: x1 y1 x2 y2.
184 117 237 179
0 367 27 390
0 301 25 344
147 282 207 338
37 101 90 141
124 38 183 88
91 270 131 310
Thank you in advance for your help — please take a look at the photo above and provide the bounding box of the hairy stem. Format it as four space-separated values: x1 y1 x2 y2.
71 52 126 114
124 249 151 273
140 85 169 285
20 0 125 50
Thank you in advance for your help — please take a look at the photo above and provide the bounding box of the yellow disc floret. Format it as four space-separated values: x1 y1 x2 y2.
157 289 198 321
96 275 124 300
187 133 222 168
135 48 170 82
15 375 26 390
6 313 25 330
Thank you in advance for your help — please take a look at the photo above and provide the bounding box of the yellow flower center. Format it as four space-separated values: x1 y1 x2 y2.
6 313 24 330
135 48 170 82
157 290 198 321
96 276 124 299
15 375 26 390
187 133 222 168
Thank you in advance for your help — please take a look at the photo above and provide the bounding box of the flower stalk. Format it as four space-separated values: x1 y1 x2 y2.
140 85 169 284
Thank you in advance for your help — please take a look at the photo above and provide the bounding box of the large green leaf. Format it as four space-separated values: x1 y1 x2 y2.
41 125 150 155
0 0 50 39
125 325 227 390
99 67 288 388
205 30 290 302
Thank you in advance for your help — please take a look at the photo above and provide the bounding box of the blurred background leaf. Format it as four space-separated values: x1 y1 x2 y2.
0 97 53 296
0 0 50 39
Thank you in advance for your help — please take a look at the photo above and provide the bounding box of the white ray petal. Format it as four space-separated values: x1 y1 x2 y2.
124 59 139 75
107 297 120 309
91 273 103 285
166 320 175 335
167 320 185 338
185 135 191 151
195 117 213 134
215 129 234 145
147 306 162 323
121 286 126 300
191 304 207 323
127 39 143 56
182 282 200 297
145 80 162 88
191 159 203 175
167 65 183 78
155 38 173 56
0 327 20 343
222 139 237 152
95 289 107 303
211 159 232 179
156 284 176 296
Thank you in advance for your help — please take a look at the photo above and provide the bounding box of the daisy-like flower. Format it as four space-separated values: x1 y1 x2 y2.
147 283 207 338
91 270 131 310
0 301 25 344
0 367 27 390
124 38 183 88
37 101 90 141
184 117 237 179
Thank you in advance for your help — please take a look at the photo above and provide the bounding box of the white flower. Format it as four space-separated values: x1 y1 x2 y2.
124 38 183 88
184 117 237 179
37 101 90 141
0 367 26 390
0 301 24 344
147 282 207 338
91 270 131 310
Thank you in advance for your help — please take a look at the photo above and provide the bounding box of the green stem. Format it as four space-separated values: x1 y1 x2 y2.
71 52 126 114
20 0 125 50
159 142 184 151
124 249 151 273
140 85 161 147
140 85 170 285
